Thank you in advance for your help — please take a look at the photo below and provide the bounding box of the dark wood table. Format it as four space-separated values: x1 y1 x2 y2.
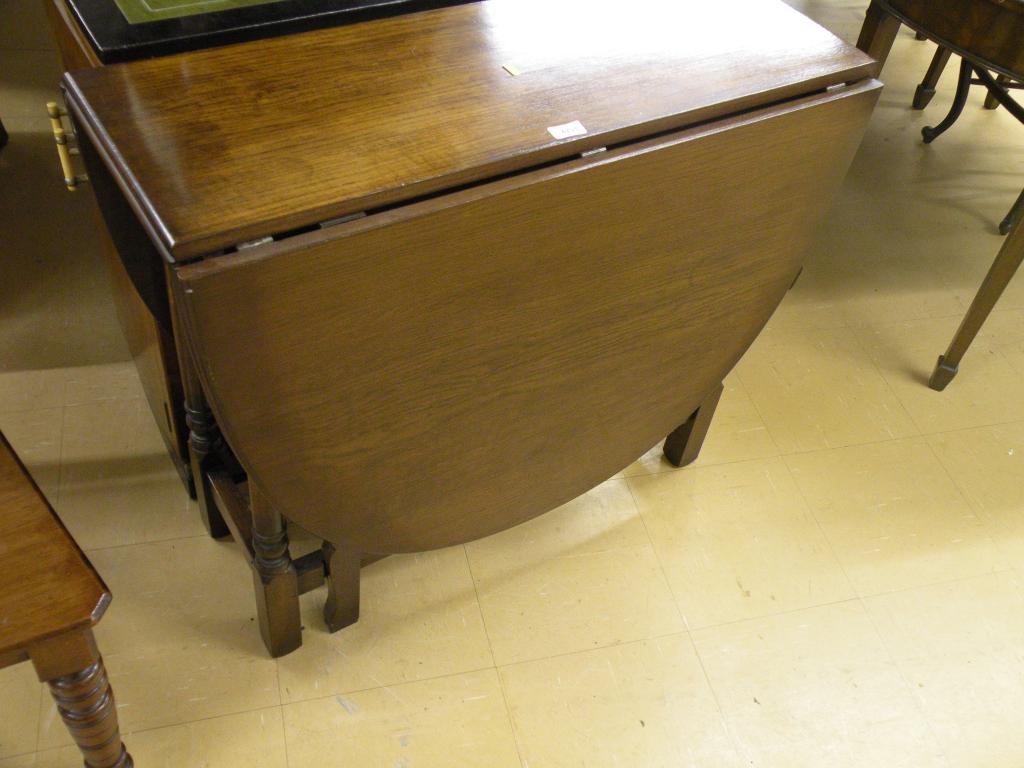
0 433 131 768
63 0 880 657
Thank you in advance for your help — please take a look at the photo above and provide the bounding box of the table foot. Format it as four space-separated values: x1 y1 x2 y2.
912 46 951 111
928 355 958 391
664 383 724 467
913 84 936 111
251 484 302 657
323 542 361 633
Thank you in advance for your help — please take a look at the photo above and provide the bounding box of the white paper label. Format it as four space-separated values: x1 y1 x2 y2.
547 120 588 140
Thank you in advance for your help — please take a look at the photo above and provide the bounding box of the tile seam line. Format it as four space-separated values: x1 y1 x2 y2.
459 544 527 768
779 436 953 763
34 703 284 751
623 477 745 761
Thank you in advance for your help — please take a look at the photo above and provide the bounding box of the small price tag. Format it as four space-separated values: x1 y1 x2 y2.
547 120 588 140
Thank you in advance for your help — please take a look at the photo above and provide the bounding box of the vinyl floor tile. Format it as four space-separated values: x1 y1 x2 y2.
57 399 206 548
466 480 682 664
735 325 919 453
34 709 288 768
864 573 1024 768
277 547 493 703
282 669 521 768
927 421 1024 561
629 457 854 629
500 634 740 768
786 437 1008 596
693 601 947 768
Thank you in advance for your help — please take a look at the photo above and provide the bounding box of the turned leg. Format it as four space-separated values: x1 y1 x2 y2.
913 46 952 110
856 0 901 70
663 383 724 467
183 398 230 538
30 631 132 768
250 483 302 657
922 58 972 144
322 542 361 632
168 284 228 538
930 215 1024 390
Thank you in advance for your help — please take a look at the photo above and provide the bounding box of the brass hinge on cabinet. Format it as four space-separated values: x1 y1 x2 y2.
46 102 89 191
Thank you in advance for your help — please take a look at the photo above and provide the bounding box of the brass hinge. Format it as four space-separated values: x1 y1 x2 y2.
46 102 88 191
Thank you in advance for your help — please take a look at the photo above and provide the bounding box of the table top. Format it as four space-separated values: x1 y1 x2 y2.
0 433 109 658
64 0 876 261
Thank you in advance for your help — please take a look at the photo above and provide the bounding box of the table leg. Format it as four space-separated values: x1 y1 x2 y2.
0 118 7 150
250 482 302 657
913 46 952 110
856 0 901 70
929 217 1024 390
30 630 132 768
663 383 724 467
169 285 229 538
322 542 361 632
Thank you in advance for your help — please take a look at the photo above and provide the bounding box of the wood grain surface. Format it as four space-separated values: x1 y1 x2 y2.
175 81 880 554
63 0 875 261
0 433 109 657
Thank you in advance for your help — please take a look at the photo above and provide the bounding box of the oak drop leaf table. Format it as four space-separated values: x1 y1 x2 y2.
63 0 881 657
0 432 132 767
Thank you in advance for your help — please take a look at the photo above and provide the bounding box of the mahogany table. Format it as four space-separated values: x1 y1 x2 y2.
62 0 880 656
0 432 131 768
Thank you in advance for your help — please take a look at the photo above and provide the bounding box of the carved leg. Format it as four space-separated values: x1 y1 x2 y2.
1001 188 1024 236
30 631 132 768
250 483 302 657
929 215 1024 390
168 282 228 538
322 542 361 632
184 401 230 538
913 46 952 110
856 1 901 69
663 383 724 467
922 58 972 144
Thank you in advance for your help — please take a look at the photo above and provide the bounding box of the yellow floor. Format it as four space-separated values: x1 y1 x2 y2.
3 1 1024 765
